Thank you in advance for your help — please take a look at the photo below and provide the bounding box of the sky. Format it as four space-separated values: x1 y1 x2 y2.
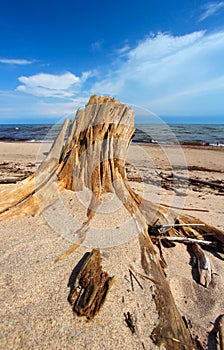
0 0 224 124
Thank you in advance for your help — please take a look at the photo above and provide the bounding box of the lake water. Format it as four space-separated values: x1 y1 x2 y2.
0 123 223 146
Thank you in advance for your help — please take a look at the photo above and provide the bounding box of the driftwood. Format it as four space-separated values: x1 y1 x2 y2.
139 232 194 349
162 235 221 248
175 174 224 191
210 314 224 350
172 165 224 174
190 243 212 288
159 172 224 192
68 249 114 320
0 161 35 183
1 94 224 348
0 175 28 184
0 118 69 220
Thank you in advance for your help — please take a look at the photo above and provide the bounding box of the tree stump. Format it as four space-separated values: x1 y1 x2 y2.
1 94 223 349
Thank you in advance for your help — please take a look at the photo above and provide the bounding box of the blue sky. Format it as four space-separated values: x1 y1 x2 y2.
0 0 224 124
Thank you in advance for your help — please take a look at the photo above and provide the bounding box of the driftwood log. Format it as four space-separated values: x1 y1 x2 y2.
159 171 224 192
68 249 114 320
1 94 224 349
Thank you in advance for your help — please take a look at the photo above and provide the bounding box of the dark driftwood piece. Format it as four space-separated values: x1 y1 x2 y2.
174 165 224 174
1 95 224 348
175 174 224 191
68 249 114 320
210 314 224 350
159 172 224 191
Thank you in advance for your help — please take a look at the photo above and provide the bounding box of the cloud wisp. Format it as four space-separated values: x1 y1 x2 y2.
199 1 224 22
0 58 34 65
92 30 224 116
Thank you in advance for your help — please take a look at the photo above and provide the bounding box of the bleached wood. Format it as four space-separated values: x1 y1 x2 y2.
191 243 212 288
139 231 195 349
0 119 69 220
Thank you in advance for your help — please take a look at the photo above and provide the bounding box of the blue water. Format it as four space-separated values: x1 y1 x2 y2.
134 124 224 146
0 124 64 142
0 123 223 146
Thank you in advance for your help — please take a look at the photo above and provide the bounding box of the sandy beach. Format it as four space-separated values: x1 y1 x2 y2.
0 141 224 349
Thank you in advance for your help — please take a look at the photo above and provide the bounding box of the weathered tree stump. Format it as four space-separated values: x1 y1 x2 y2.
1 94 223 349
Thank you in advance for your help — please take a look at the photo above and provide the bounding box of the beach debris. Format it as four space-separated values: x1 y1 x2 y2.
182 315 193 335
194 336 206 350
150 220 218 288
152 222 205 234
161 235 222 249
128 268 143 290
68 249 114 320
159 203 209 212
190 243 212 288
0 175 28 184
172 165 224 174
0 161 35 183
139 232 196 349
54 243 80 263
128 266 160 285
182 216 223 241
217 314 224 350
209 314 224 350
129 268 134 291
158 171 224 192
124 311 136 334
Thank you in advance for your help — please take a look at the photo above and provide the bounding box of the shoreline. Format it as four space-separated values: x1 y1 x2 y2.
1 139 224 147
1 140 223 171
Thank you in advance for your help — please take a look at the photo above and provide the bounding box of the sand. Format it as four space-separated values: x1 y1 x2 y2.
0 142 224 349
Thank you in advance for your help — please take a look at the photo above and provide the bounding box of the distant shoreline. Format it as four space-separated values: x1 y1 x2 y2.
1 140 224 148
0 123 224 147
0 139 224 148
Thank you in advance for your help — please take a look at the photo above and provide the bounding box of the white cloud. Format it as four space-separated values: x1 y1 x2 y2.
18 72 80 90
92 30 224 116
0 58 33 65
199 1 224 21
16 72 88 99
128 31 203 60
